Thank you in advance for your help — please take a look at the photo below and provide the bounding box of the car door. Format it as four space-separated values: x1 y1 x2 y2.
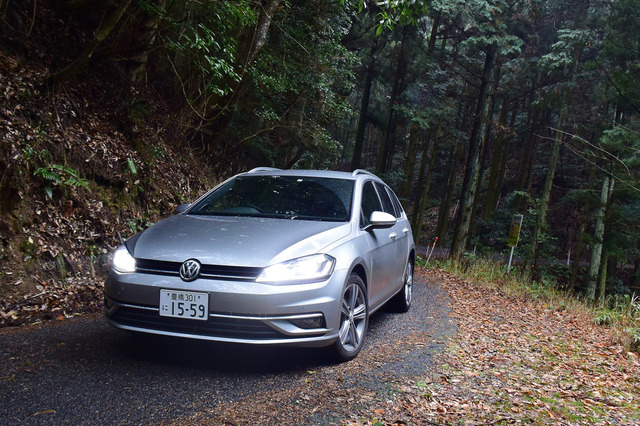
360 181 399 310
374 182 410 298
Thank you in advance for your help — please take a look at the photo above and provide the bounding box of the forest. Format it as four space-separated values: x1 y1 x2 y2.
1 0 640 310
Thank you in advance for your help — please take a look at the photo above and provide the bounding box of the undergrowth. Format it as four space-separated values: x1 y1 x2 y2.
422 255 640 353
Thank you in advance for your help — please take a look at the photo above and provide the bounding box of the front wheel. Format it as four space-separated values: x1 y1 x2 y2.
390 260 413 313
332 274 368 362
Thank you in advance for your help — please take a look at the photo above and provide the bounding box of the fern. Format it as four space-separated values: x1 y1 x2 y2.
34 167 62 184
33 164 90 198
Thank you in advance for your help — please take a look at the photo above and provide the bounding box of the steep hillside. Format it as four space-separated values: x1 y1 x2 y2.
0 13 216 325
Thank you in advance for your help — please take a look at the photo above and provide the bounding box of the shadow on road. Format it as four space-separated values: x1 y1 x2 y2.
110 329 336 373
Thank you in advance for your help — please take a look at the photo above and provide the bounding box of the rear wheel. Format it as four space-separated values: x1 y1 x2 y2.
390 260 413 313
332 274 368 362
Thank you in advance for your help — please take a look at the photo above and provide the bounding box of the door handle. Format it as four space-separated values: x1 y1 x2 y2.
402 227 409 234
389 232 397 240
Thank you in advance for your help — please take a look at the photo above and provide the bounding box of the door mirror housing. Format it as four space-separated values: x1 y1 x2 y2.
173 203 191 215
365 211 396 230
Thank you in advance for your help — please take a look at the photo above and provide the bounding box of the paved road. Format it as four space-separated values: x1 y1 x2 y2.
0 277 455 425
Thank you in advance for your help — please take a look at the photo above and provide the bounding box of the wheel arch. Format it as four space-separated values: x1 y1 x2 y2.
350 263 368 290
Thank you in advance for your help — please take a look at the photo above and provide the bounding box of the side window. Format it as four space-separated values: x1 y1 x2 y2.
374 182 395 216
386 187 403 218
360 181 382 228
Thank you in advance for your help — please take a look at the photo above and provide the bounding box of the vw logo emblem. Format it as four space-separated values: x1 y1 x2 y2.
179 259 201 282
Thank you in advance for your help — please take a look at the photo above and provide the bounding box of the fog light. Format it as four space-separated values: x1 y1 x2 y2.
103 296 117 316
291 316 325 329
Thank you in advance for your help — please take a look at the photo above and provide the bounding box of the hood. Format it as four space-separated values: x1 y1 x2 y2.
129 214 352 267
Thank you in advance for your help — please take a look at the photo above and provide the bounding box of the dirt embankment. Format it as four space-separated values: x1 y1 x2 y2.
0 29 214 326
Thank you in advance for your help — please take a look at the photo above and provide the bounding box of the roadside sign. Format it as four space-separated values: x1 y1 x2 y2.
507 214 523 247
507 214 523 273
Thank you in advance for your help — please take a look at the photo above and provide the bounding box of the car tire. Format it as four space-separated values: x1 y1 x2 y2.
332 274 368 362
390 260 413 313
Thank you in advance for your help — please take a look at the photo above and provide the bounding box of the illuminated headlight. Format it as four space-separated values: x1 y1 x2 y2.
112 245 136 273
256 254 335 284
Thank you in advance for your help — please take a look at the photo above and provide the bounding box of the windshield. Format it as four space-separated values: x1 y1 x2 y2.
189 175 354 222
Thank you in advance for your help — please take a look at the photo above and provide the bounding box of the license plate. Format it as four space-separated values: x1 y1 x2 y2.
159 290 208 320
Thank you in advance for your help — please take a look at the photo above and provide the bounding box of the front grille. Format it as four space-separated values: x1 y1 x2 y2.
109 305 289 340
135 258 262 281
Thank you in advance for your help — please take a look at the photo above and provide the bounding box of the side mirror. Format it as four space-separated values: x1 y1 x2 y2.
173 203 191 215
365 211 396 230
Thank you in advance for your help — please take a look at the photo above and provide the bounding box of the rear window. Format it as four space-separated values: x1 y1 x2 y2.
189 175 354 222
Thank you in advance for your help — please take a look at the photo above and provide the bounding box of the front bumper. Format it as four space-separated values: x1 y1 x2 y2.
103 268 348 347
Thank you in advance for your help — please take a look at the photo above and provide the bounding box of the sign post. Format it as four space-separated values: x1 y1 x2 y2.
426 237 438 264
507 214 523 273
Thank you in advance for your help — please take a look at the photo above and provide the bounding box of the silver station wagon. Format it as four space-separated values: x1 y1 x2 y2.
104 168 415 361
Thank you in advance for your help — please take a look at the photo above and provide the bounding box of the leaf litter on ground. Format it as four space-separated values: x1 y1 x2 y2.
346 268 640 425
167 268 639 425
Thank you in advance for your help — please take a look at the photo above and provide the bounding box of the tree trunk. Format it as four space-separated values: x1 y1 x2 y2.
514 93 541 214
435 90 470 243
569 221 587 292
400 121 420 201
527 0 590 278
483 97 509 219
632 257 640 293
587 177 614 302
205 0 282 148
597 253 609 303
569 160 596 292
376 27 409 175
526 130 561 277
351 42 377 170
244 0 281 66
436 140 463 242
397 13 440 189
495 107 517 198
51 0 133 83
411 123 441 243
112 0 166 83
450 42 498 260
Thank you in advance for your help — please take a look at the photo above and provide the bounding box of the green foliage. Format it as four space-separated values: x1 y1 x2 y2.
599 126 640 176
432 256 516 285
627 327 640 352
594 294 640 351
34 164 89 199
126 157 137 176
19 236 38 258
167 23 240 97
226 0 357 167
343 0 430 34
127 218 153 234
129 99 150 125
151 0 257 103
536 263 571 289
538 29 591 73
20 146 52 175
594 310 621 326
601 0 640 114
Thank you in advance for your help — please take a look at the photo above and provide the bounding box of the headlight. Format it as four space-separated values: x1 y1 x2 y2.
256 254 335 284
112 245 136 273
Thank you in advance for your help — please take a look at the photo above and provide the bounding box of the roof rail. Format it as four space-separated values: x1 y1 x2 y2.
248 167 282 173
352 169 377 178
